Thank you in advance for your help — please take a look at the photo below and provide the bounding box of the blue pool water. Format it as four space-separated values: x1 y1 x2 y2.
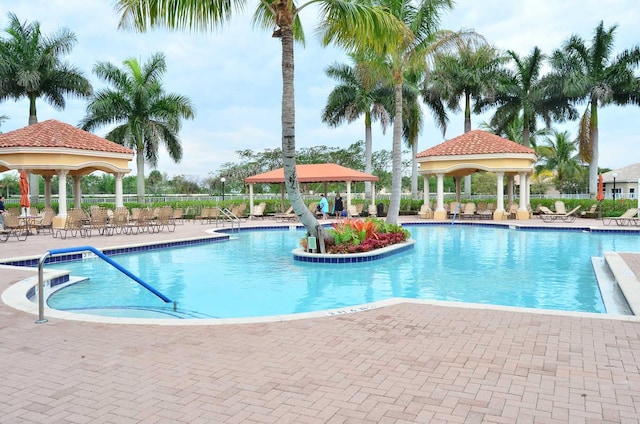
45 225 640 318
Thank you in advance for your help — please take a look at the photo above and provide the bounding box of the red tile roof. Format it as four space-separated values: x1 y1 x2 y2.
245 163 378 184
0 119 134 155
416 130 536 158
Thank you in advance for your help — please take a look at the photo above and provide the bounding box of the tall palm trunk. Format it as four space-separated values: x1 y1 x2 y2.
28 94 39 205
522 113 531 147
411 140 418 197
463 91 472 196
589 99 599 197
364 111 373 199
387 77 403 224
136 147 145 203
280 26 323 245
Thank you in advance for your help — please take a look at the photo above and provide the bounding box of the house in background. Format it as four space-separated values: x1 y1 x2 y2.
602 163 640 200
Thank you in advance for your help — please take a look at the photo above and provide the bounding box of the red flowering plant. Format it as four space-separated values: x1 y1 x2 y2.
319 218 410 254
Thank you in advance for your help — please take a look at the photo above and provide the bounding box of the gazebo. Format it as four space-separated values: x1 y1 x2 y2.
416 130 537 220
244 163 379 214
0 119 134 223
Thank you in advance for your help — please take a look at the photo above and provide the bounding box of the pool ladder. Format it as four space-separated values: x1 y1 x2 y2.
219 208 240 232
35 246 176 324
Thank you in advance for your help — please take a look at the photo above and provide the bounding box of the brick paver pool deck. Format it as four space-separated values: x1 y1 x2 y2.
1 217 639 423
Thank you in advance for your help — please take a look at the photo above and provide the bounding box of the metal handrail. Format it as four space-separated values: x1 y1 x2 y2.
36 245 176 324
218 208 240 232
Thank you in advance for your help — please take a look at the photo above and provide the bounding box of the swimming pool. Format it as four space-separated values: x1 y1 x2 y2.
45 225 639 318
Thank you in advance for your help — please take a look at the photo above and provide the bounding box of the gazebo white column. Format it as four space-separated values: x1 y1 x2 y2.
434 173 447 220
73 176 82 208
455 177 461 202
517 173 530 219
507 176 514 205
494 172 505 220
248 184 255 215
370 182 375 207
423 175 430 205
43 176 52 207
56 170 69 220
115 173 124 208
346 182 352 212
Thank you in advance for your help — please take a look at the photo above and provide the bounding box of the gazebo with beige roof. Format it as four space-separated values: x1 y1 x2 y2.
0 119 134 223
416 130 537 220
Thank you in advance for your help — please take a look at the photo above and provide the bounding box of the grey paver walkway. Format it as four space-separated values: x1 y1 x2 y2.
1 216 639 423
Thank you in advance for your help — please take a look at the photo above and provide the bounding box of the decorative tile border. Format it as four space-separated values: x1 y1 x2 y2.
0 235 230 267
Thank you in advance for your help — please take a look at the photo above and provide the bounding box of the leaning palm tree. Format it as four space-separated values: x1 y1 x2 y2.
0 12 92 202
79 53 195 203
322 52 392 200
477 47 576 149
549 21 640 197
374 0 480 224
115 0 404 246
425 41 506 195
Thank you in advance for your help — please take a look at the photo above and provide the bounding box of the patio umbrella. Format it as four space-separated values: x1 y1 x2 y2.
19 170 30 212
596 174 604 202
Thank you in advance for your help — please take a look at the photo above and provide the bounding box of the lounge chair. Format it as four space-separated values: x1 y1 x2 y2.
448 201 461 217
540 205 581 223
249 202 266 219
477 203 493 219
554 201 567 215
602 208 639 226
34 210 55 235
86 207 110 236
347 204 360 218
53 208 88 239
537 206 557 218
172 208 185 225
580 204 599 218
418 203 433 219
460 202 477 219
367 204 377 217
0 213 28 242
274 206 297 222
196 207 212 224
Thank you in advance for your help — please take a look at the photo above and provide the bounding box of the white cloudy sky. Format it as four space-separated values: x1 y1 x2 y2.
1 0 639 180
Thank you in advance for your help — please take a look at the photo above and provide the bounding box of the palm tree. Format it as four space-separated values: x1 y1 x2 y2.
0 115 7 133
536 129 583 194
549 21 640 197
322 52 392 200
478 47 576 148
115 0 404 245
79 53 195 203
403 67 446 198
374 0 479 224
0 12 92 202
480 113 550 149
425 41 505 195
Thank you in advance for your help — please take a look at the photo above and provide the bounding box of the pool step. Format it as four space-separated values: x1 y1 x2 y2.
592 256 633 315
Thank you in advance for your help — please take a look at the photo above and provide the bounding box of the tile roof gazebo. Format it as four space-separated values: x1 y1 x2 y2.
416 130 537 220
0 120 134 220
244 163 379 215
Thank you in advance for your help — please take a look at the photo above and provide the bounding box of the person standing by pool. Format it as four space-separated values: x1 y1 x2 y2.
0 196 6 229
319 194 329 219
334 193 344 219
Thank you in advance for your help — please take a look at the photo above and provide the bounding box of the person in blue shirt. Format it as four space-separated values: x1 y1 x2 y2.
318 194 329 219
